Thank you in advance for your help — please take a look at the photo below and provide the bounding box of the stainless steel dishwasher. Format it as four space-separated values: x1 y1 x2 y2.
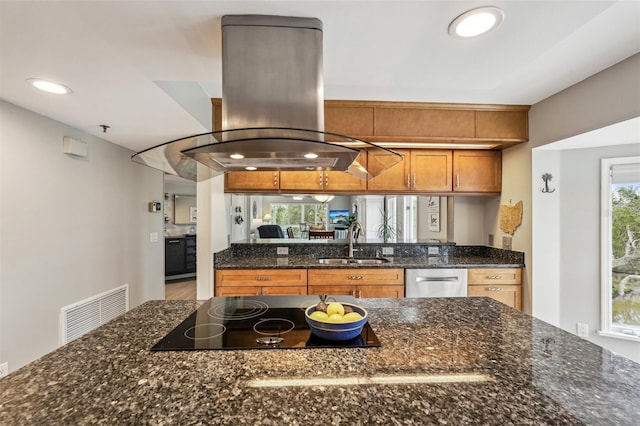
405 269 468 298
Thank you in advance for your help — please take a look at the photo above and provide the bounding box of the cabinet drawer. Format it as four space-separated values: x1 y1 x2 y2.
467 268 521 285
308 268 404 285
216 269 307 287
468 284 521 310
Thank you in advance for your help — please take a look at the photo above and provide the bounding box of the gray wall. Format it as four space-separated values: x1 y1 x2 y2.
0 100 165 373
488 53 640 360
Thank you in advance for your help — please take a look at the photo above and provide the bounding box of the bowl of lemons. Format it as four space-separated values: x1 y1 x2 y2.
305 301 368 341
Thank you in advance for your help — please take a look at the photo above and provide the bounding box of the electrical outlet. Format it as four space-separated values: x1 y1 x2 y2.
577 323 589 338
382 247 394 256
0 362 8 378
276 247 289 256
488 234 494 246
502 236 512 250
428 246 439 255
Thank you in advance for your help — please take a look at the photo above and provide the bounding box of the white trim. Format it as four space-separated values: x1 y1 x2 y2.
598 330 640 342
600 156 640 337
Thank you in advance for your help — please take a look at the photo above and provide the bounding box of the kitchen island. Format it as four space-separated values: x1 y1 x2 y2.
1 297 639 425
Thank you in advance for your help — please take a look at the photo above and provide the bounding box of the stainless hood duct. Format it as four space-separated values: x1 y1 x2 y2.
132 15 401 182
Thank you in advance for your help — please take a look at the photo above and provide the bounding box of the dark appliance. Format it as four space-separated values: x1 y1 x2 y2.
151 295 381 351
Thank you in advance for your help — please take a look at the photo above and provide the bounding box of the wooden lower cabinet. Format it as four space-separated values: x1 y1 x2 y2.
467 268 522 310
215 269 307 297
307 268 404 298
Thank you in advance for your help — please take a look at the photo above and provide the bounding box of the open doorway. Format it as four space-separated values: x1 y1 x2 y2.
164 175 197 300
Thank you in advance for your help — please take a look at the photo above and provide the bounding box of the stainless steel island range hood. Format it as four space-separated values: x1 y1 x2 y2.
132 15 401 182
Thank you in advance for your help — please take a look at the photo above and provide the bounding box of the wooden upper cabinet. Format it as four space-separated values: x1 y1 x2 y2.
453 150 502 193
411 150 452 192
476 110 528 141
279 171 324 191
367 149 452 192
366 149 411 191
375 108 476 139
324 104 374 137
279 154 367 193
226 171 279 191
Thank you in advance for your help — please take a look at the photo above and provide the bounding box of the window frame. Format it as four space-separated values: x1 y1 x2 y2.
599 156 640 341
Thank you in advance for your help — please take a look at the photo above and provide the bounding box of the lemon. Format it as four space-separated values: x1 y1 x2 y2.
309 310 329 321
326 302 345 316
326 313 346 323
342 312 363 322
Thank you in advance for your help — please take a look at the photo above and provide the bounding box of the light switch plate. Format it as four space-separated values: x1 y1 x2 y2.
382 247 394 256
150 232 159 243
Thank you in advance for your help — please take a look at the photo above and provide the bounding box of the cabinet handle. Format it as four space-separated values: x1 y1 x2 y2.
348 275 363 280
273 173 278 187
359 290 363 298
254 276 271 281
488 287 503 291
456 174 460 188
407 173 411 189
168 240 180 244
324 173 329 187
486 275 503 280
319 173 323 188
350 289 356 297
413 173 417 188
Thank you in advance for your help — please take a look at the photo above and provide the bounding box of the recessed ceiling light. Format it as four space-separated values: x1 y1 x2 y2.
304 153 319 159
230 153 245 159
26 78 73 94
245 166 257 171
448 7 504 39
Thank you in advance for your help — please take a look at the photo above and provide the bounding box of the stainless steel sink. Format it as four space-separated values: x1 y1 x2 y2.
318 257 390 265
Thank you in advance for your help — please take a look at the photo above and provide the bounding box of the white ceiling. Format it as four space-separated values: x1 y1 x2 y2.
1 1 638 153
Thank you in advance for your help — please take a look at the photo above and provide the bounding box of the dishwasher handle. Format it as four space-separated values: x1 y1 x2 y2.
415 277 461 282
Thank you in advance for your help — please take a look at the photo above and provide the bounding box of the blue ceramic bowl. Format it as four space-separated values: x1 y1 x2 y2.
304 303 368 341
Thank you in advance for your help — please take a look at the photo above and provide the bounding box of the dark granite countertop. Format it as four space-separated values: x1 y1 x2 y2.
2 297 638 425
214 254 522 269
214 243 525 269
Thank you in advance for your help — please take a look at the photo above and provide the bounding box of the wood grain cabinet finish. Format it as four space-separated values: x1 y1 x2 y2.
453 150 502 193
375 108 476 139
215 269 307 297
367 149 452 192
225 171 279 192
308 268 404 298
279 169 367 193
467 268 522 310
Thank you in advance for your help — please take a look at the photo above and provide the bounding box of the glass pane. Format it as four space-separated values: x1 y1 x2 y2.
611 183 640 329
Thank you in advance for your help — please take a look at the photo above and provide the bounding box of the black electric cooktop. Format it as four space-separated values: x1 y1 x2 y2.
151 295 381 351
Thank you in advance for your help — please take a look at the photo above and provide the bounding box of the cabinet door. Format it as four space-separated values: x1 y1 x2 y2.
375 108 475 139
411 150 452 192
308 285 356 297
468 285 521 310
357 285 404 298
226 171 279 191
324 104 374 137
215 286 261 297
279 171 324 191
453 151 502 193
366 149 411 192
165 238 186 275
475 110 528 141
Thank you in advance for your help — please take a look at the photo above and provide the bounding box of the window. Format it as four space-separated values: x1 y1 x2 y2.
600 157 640 340
269 203 328 236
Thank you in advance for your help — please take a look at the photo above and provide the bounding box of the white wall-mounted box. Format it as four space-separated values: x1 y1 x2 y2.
62 136 88 157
